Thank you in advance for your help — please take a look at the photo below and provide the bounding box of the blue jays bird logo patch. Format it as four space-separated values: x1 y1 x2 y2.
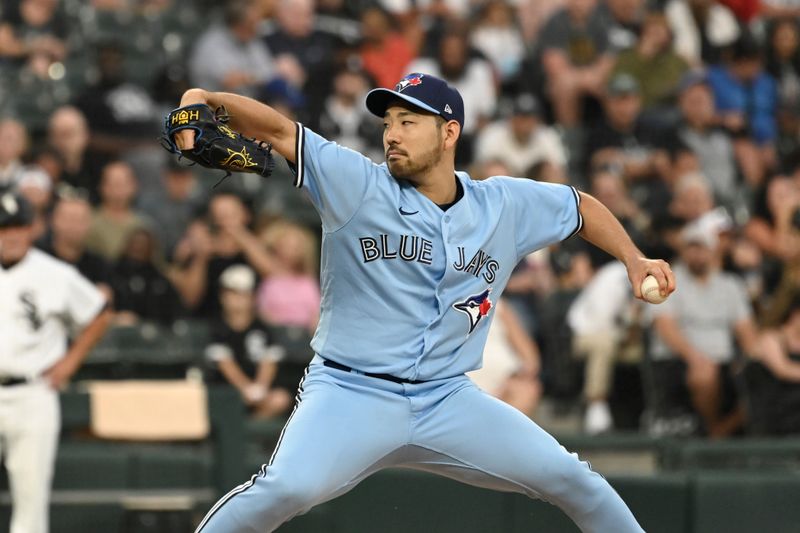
453 288 493 334
395 73 424 92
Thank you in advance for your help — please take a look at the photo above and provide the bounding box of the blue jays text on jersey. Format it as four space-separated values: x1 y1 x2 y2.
292 124 582 382
359 235 500 284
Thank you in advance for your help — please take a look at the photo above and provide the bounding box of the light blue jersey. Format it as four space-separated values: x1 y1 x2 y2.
195 120 643 533
293 125 582 380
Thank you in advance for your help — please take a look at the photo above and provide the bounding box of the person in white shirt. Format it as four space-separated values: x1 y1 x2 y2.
650 221 759 437
475 93 567 177
665 0 739 66
0 191 110 533
568 261 643 434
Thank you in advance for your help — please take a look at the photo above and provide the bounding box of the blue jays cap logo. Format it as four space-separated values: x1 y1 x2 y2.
453 288 493 334
395 73 424 93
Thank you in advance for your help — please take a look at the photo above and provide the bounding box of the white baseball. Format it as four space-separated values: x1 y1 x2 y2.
641 275 667 304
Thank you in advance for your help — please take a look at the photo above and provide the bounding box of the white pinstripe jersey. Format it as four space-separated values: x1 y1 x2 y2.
0 249 105 377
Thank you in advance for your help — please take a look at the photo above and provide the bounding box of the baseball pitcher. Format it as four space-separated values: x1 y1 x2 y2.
163 73 676 533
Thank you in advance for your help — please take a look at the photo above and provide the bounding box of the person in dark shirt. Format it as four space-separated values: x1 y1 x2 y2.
137 159 207 259
0 0 67 65
46 106 109 203
753 295 800 435
170 192 271 321
582 169 649 268
73 41 160 157
111 227 181 326
38 191 113 302
263 0 338 119
204 264 292 418
536 0 614 128
586 73 678 215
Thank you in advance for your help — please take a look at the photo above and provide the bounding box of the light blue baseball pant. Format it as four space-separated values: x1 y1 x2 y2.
195 357 644 533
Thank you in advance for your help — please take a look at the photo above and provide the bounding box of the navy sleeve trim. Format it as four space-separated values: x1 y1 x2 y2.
293 122 305 189
566 186 584 239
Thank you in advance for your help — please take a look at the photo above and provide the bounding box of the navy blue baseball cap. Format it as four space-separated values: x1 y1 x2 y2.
0 191 34 228
366 73 465 130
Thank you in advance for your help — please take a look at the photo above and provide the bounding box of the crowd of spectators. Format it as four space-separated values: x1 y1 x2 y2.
3 0 800 436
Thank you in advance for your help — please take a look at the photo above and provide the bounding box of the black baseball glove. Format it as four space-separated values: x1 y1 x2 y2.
161 104 275 187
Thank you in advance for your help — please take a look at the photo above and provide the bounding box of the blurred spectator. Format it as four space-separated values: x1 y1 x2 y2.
317 66 383 161
665 0 740 66
502 247 557 338
110 227 181 325
46 106 107 199
204 264 292 418
568 260 643 434
707 34 778 155
765 18 800 90
744 174 800 262
170 192 271 320
475 93 566 177
537 0 613 128
468 299 542 417
137 160 206 259
263 0 337 112
598 0 646 53
584 170 648 267
765 19 800 162
0 118 28 190
727 232 764 302
645 212 686 264
612 12 689 112
650 221 759 437
315 0 362 42
73 42 161 156
256 219 320 332
3 39 73 133
256 77 308 123
537 247 593 398
751 296 800 434
669 171 715 223
38 190 113 301
469 0 525 84
359 6 416 90
0 0 66 63
408 26 496 144
189 0 273 97
85 161 150 261
586 74 674 213
674 73 763 207
518 0 565 44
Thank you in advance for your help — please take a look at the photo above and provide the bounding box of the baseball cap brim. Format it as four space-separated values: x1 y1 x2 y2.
365 88 441 119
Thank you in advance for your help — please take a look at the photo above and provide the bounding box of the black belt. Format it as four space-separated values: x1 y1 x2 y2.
0 376 28 387
322 359 425 384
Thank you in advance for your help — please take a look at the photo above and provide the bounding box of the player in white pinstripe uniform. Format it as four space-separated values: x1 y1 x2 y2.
0 191 110 533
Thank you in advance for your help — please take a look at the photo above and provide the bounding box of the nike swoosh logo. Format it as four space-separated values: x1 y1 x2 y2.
399 207 419 216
